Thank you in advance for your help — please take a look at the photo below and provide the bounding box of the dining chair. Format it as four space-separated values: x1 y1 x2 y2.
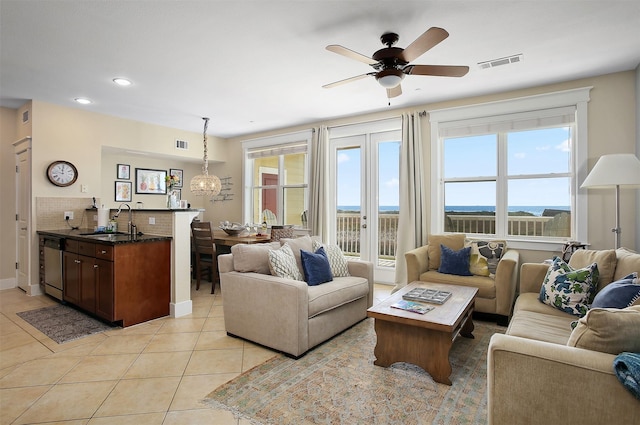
190 220 217 294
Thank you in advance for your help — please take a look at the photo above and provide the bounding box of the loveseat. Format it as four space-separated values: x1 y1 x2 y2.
218 236 373 358
487 248 640 425
405 234 519 323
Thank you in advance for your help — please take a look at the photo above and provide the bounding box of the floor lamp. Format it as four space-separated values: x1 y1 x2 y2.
581 153 640 248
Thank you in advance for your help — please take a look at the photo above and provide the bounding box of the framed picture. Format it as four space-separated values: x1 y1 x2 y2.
169 168 183 188
135 168 167 194
115 181 132 202
117 164 130 180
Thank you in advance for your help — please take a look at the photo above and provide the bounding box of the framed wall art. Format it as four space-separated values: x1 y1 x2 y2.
117 164 130 180
115 181 132 202
169 168 183 188
135 168 167 194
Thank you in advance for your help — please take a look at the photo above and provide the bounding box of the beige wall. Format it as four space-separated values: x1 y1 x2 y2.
1 70 637 283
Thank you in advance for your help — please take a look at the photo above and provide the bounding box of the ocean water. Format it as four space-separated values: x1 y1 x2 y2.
337 205 570 217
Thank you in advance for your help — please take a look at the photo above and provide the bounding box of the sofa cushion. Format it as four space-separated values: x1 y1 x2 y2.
539 257 598 317
307 276 369 318
427 234 466 270
438 244 472 276
301 247 333 286
466 239 507 277
613 247 640 282
566 305 640 355
281 235 313 274
231 242 281 274
419 270 496 299
507 310 575 345
569 249 616 291
268 243 303 281
591 272 640 309
312 239 350 277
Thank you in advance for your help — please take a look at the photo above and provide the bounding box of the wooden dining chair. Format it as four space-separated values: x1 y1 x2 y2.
190 220 217 294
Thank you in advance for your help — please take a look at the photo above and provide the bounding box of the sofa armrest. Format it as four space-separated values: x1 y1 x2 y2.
347 260 374 307
488 334 640 425
219 270 309 356
405 245 431 283
519 262 551 294
494 249 519 317
217 253 233 273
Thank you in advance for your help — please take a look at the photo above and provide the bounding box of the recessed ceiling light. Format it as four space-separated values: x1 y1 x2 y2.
74 97 92 105
113 77 132 86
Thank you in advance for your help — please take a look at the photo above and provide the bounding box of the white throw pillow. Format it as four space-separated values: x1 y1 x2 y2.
268 243 303 281
312 239 350 277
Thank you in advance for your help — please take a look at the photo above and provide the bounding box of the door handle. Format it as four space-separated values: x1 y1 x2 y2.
362 216 367 220
362 224 367 229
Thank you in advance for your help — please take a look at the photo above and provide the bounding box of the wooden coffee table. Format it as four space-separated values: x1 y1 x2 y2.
367 281 478 385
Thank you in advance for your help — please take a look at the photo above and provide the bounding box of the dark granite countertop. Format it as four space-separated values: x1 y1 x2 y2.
37 229 172 245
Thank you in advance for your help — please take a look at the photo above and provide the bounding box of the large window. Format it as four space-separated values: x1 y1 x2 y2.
243 132 311 227
430 88 591 247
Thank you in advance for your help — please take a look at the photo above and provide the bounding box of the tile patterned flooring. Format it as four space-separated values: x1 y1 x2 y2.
0 282 393 424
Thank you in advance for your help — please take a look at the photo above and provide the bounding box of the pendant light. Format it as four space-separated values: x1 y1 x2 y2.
190 117 222 197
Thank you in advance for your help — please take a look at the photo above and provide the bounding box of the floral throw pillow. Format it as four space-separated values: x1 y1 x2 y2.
539 256 599 317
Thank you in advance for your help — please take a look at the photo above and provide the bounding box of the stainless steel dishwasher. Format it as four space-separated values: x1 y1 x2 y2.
43 237 64 301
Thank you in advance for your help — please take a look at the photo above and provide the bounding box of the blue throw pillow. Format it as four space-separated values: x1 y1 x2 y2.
438 244 472 276
591 273 640 309
301 247 333 286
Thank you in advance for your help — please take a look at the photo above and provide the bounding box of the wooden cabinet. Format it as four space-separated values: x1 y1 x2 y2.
63 238 170 327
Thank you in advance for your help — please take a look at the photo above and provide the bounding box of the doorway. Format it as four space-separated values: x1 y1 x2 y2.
330 129 401 283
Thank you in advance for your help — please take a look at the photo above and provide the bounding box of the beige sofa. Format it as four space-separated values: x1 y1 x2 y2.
488 248 640 425
218 236 373 358
405 234 519 323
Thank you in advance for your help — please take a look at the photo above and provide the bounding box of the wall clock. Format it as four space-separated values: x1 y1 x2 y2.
46 160 78 187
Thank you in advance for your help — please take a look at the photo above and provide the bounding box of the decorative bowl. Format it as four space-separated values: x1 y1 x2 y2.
221 227 244 236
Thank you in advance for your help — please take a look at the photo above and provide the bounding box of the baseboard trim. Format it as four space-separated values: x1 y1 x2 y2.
170 300 193 318
0 278 17 290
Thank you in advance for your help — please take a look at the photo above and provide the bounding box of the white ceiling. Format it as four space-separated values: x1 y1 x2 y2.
1 1 639 139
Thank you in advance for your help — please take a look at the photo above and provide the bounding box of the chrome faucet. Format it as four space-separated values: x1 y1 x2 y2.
115 203 133 235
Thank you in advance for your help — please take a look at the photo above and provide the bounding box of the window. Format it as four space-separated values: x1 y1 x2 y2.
243 131 311 227
430 88 591 248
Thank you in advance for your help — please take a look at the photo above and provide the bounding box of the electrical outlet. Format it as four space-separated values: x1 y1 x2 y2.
149 217 155 225
81 184 88 193
64 211 74 220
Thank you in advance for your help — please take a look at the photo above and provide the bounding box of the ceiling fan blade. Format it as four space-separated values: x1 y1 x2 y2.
387 85 402 98
406 64 469 77
323 73 372 89
326 45 377 65
400 27 449 63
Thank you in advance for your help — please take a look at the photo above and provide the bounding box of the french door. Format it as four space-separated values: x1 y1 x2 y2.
329 128 401 284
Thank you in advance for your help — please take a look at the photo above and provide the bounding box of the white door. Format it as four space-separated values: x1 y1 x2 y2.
15 142 31 292
330 130 401 284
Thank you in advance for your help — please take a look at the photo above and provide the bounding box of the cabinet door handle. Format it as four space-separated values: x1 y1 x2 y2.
100 250 107 254
75 259 81 264
94 264 99 268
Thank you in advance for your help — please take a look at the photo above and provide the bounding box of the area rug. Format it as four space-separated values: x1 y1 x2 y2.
16 304 116 344
204 318 503 425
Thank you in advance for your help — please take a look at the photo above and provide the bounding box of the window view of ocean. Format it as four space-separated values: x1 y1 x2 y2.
337 205 571 216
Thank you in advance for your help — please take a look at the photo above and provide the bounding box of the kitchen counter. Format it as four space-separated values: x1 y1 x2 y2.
37 229 172 245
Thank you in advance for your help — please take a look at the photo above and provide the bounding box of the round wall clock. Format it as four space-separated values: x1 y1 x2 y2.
46 160 78 187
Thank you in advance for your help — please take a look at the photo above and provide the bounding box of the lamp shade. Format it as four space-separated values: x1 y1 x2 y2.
376 69 404 89
581 154 640 188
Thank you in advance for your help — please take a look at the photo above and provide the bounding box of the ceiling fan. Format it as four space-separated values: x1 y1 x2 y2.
323 27 469 99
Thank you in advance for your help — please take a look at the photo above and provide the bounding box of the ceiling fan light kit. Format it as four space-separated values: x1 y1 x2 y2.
324 27 469 99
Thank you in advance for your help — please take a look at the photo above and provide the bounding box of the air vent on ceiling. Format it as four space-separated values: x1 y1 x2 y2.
175 139 189 150
478 54 523 70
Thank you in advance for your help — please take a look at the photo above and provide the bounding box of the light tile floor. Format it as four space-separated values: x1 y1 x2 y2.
0 281 394 424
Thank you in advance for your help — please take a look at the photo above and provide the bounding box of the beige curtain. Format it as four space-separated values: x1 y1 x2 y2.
309 126 329 241
393 112 428 292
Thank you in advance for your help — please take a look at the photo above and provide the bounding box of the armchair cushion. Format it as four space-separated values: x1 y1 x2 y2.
301 247 333 286
427 233 466 270
268 243 303 281
438 244 472 276
231 242 281 274
539 257 598 317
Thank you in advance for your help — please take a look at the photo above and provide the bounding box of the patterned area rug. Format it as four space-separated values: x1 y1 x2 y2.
17 304 116 344
204 318 503 425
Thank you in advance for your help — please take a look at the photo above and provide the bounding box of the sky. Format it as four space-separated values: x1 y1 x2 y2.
335 126 571 208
